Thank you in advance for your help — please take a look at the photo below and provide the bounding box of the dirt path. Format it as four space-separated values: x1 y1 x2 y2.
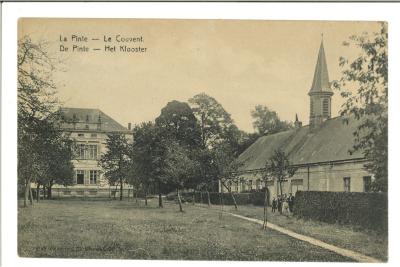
228 212 382 263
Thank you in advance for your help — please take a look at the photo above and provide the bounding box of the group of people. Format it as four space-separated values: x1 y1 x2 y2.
271 193 295 216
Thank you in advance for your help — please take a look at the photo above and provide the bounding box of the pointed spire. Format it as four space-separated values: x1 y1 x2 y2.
309 38 332 95
295 113 299 122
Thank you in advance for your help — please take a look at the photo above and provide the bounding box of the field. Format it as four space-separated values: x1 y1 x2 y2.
18 198 383 261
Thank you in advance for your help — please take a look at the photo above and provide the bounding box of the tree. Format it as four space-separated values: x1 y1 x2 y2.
213 143 244 210
333 23 388 192
267 149 297 198
155 100 201 149
100 133 131 201
162 142 200 212
251 105 292 135
188 93 234 149
37 117 74 199
131 122 167 207
18 36 64 207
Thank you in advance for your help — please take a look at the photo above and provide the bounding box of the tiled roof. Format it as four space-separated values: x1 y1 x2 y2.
237 116 364 171
59 107 128 132
309 41 332 95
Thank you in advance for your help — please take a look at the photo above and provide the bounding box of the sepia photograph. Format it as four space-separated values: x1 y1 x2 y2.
16 18 388 262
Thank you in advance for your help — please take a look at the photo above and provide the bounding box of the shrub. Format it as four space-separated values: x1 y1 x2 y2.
175 191 269 206
294 191 387 232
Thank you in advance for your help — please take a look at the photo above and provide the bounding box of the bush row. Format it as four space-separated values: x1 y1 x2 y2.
168 191 268 206
294 191 387 232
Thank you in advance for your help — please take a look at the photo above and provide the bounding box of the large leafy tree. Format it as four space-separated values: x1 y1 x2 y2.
155 100 201 149
333 23 388 192
100 133 131 201
18 36 67 206
131 122 168 207
251 105 293 135
188 93 234 149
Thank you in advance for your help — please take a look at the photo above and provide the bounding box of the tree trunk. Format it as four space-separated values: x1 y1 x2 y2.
200 191 203 205
36 184 40 202
28 183 33 205
135 191 138 203
119 179 123 201
159 193 163 208
206 190 211 206
192 190 196 205
228 188 238 210
47 183 52 199
219 191 224 219
177 188 183 212
144 190 148 206
24 179 30 207
279 180 283 196
263 189 268 229
127 188 130 201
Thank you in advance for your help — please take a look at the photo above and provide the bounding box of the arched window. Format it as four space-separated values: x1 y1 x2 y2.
322 98 329 117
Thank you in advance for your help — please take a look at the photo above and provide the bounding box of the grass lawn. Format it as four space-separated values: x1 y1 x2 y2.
18 199 353 261
222 204 387 261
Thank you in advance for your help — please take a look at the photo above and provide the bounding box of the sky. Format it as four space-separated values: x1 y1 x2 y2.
19 19 381 133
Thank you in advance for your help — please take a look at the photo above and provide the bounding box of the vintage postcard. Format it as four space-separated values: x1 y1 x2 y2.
17 18 388 262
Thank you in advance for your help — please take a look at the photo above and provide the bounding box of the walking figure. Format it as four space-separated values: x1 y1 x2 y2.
277 195 282 214
271 197 277 213
288 193 295 214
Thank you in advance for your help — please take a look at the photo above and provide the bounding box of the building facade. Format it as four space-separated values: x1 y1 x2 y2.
222 40 373 200
52 107 132 197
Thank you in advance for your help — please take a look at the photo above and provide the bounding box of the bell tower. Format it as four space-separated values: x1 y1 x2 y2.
309 37 333 130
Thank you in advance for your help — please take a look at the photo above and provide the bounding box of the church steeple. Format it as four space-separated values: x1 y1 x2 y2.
309 38 333 129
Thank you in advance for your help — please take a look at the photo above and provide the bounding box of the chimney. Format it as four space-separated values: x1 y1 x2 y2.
128 122 132 130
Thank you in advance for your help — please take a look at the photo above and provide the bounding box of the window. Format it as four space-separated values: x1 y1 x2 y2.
90 170 98 184
235 181 239 192
86 145 98 159
363 176 372 192
75 144 98 159
91 133 97 138
343 177 351 192
248 180 253 190
323 98 329 117
241 181 246 192
256 179 261 190
76 170 84 184
78 133 85 137
77 144 85 159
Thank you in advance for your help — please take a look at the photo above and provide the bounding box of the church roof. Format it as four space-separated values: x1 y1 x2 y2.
309 40 332 95
237 116 365 171
59 107 128 132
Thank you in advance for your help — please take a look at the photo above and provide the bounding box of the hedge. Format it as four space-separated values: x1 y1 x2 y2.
168 191 268 206
294 191 387 232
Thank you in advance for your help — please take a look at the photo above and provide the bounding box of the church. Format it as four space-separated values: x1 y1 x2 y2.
223 40 373 198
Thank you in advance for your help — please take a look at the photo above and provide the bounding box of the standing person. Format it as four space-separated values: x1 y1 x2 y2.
282 197 289 216
277 195 282 214
272 197 277 213
288 193 295 213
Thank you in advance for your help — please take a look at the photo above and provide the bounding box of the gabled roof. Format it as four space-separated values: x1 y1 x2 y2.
237 116 364 171
59 107 128 132
309 40 332 95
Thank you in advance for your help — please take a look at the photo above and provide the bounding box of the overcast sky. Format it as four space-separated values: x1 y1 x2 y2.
19 19 381 133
